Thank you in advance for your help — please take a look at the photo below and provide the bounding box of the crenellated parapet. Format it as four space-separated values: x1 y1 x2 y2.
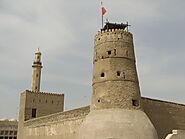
24 90 64 96
93 29 135 66
94 29 133 46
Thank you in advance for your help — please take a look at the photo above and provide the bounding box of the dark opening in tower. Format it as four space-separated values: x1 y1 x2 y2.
101 73 105 77
32 108 37 118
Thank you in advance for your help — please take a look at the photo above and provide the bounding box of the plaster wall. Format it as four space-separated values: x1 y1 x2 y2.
22 106 89 139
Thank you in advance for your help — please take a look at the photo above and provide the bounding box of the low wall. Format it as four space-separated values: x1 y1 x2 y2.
23 106 90 139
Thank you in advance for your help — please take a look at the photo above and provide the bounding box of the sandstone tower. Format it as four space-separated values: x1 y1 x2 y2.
31 49 42 92
77 23 158 139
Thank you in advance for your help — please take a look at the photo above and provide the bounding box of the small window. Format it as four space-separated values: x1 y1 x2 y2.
117 71 121 76
5 131 8 135
98 99 101 103
10 131 13 135
39 100 41 103
37 56 40 59
98 38 100 40
126 51 129 57
114 49 116 55
101 73 105 77
107 51 111 55
33 99 35 103
36 73 39 77
0 131 4 135
35 86 37 90
132 99 139 107
52 100 54 104
13 131 17 135
46 100 47 103
123 72 126 79
32 108 37 118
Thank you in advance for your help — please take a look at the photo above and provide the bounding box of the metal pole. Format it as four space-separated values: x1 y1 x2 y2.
101 1 103 28
102 14 103 28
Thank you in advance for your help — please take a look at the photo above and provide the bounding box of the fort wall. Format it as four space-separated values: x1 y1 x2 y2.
22 106 89 139
19 98 185 139
143 97 185 139
17 90 64 139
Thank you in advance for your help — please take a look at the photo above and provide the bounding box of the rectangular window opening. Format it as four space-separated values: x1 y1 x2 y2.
32 108 37 118
107 51 111 55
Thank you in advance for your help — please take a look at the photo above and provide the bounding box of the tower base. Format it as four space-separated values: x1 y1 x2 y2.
77 109 158 139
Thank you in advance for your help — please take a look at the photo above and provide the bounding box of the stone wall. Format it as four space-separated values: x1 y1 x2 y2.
22 106 90 139
142 97 185 139
19 97 185 139
92 29 142 111
24 90 64 121
18 90 64 139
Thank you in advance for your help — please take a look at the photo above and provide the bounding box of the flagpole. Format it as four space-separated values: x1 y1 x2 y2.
102 13 103 28
101 1 103 28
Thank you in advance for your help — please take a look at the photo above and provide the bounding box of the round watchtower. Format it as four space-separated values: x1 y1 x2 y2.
92 24 141 110
77 23 158 139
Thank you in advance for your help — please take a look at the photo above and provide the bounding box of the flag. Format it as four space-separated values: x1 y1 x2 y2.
102 7 107 16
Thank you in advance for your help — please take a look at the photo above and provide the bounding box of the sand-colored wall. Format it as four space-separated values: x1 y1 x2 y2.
18 97 185 139
18 90 64 139
142 97 185 139
22 106 90 139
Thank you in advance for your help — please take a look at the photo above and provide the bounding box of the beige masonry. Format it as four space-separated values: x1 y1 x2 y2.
17 23 185 139
77 24 158 139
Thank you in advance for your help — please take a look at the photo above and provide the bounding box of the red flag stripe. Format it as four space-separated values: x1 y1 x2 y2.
102 7 107 16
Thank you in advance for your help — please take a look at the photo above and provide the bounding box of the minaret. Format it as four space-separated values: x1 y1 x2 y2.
77 23 158 139
31 49 42 92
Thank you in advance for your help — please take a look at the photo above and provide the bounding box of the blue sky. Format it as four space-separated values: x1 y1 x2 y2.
0 0 185 119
